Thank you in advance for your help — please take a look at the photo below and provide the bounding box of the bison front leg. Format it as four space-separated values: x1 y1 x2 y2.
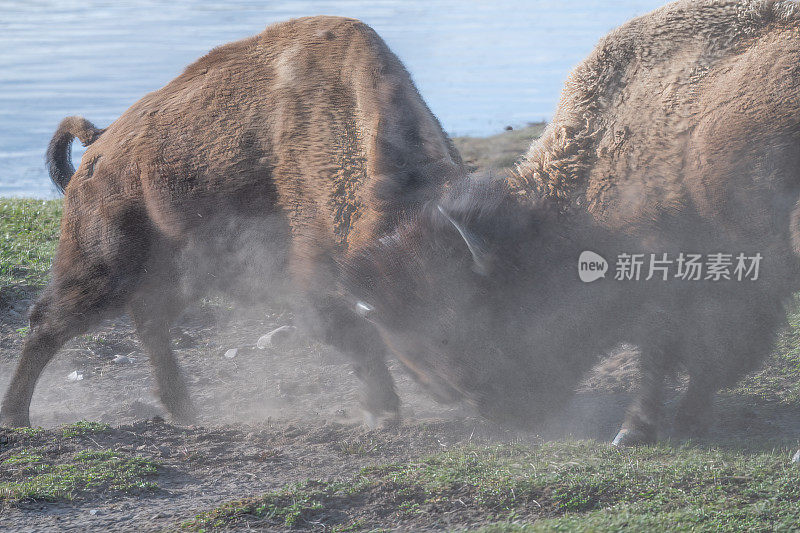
352 352 401 428
613 341 675 447
672 374 715 439
129 294 196 425
312 300 400 427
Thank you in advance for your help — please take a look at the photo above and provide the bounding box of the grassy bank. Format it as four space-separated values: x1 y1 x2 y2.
0 198 61 288
185 441 800 531
0 422 159 503
453 122 546 172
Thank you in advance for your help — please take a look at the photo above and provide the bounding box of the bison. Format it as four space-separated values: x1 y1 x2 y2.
346 0 800 446
0 16 466 427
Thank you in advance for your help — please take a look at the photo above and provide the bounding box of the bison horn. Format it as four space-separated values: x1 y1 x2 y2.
437 204 491 275
355 301 375 319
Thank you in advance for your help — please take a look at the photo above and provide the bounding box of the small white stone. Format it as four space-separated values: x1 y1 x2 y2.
224 348 238 359
67 370 83 382
89 509 99 516
256 326 297 349
792 449 800 463
112 354 133 364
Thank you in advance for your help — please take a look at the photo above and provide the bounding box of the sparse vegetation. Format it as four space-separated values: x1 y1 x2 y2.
336 437 379 456
453 123 545 172
729 298 800 404
0 422 158 504
185 442 800 531
61 421 112 439
0 446 158 502
0 198 62 288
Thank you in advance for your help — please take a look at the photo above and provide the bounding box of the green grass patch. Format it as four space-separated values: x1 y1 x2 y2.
9 426 45 438
183 441 800 531
0 447 158 502
0 198 62 288
61 421 112 438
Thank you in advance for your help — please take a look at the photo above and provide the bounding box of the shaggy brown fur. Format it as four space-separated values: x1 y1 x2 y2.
510 0 800 444
0 16 464 427
346 0 800 447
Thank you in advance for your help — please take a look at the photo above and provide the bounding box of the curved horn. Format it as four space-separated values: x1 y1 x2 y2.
355 301 375 319
437 204 491 275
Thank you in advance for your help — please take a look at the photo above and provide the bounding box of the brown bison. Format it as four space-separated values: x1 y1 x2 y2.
0 16 465 427
346 0 800 446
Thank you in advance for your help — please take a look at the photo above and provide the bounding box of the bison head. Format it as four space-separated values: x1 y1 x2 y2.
344 175 624 427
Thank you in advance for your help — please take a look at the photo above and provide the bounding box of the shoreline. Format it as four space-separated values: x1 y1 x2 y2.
0 123 547 201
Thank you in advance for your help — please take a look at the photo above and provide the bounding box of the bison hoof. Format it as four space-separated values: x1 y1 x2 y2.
362 409 401 430
171 408 198 426
612 427 656 447
792 450 800 463
363 411 379 429
0 410 31 428
164 400 198 426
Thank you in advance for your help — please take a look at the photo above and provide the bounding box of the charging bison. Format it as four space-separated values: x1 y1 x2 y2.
0 16 465 427
347 0 800 446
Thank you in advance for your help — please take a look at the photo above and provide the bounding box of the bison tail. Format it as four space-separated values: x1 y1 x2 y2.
46 116 104 194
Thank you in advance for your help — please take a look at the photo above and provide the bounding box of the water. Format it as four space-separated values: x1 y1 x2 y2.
0 0 665 198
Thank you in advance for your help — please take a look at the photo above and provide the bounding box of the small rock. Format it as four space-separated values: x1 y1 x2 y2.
112 354 134 364
224 348 238 359
89 509 99 516
256 325 297 349
505 125 514 131
67 370 84 382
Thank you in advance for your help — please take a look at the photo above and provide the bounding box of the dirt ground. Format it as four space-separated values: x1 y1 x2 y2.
2 283 798 532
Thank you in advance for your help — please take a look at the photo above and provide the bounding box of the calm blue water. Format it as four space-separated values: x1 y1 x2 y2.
0 0 664 198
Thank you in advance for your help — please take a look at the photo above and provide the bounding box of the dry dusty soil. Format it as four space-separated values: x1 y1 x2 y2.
2 284 799 532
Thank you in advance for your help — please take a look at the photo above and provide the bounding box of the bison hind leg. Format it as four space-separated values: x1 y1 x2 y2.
672 298 784 440
1 272 127 426
129 287 196 425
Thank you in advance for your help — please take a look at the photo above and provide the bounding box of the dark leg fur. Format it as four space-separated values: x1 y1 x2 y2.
129 284 195 425
304 299 399 425
673 296 782 439
613 340 675 446
673 373 715 438
1 280 120 426
1 207 158 427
